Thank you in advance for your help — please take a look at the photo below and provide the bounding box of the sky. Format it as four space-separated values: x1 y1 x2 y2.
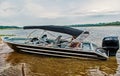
0 0 120 26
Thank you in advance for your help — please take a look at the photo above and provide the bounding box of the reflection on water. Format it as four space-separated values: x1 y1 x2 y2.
6 52 118 76
0 26 120 76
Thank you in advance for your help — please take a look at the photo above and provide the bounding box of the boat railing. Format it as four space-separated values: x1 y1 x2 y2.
75 31 90 41
24 29 91 50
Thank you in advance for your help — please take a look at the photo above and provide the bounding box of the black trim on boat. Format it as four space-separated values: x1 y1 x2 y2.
23 25 89 37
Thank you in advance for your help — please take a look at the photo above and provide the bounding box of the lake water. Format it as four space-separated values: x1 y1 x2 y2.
0 26 120 76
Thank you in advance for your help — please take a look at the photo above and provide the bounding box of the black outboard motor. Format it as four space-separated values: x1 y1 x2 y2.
102 36 119 56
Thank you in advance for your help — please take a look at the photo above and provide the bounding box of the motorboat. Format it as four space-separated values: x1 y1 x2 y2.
2 26 108 60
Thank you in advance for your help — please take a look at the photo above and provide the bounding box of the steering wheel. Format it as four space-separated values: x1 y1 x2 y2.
30 37 39 42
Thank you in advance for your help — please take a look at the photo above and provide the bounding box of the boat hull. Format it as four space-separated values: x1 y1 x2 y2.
4 40 107 60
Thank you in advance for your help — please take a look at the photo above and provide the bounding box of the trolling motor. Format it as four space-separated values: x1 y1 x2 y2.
102 36 119 56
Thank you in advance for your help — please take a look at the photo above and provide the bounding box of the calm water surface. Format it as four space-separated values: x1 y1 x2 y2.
0 26 120 76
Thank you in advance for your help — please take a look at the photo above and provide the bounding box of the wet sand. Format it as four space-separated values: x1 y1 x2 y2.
0 38 120 76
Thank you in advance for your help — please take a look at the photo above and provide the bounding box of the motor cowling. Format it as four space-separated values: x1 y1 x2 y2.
102 36 119 56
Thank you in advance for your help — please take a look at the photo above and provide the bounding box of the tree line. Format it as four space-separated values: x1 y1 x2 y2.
0 26 20 29
0 21 120 29
69 21 120 27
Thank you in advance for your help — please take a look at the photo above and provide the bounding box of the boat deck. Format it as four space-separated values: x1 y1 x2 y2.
2 37 108 60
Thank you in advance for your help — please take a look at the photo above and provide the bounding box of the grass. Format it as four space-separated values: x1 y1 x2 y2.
0 34 15 36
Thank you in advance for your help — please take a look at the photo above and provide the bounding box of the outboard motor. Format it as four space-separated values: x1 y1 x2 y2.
102 36 119 56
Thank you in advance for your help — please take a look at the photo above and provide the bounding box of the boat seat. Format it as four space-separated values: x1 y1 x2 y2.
30 37 39 42
30 37 40 44
54 35 62 47
69 42 80 48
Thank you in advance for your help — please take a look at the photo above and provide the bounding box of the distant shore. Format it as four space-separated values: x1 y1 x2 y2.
0 21 120 29
69 25 120 27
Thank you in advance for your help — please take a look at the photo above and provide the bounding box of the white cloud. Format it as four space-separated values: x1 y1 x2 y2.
0 1 19 17
66 0 120 17
82 0 120 15
0 0 120 25
24 1 61 18
0 21 21 26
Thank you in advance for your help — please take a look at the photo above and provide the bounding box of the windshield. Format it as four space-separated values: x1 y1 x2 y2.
92 43 98 50
82 43 91 50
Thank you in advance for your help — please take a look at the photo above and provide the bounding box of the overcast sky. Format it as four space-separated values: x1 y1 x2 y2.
0 0 120 26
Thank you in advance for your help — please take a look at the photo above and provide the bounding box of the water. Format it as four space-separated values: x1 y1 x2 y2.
0 26 120 76
1 26 120 45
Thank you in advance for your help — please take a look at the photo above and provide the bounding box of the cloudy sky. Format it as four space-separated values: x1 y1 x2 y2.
0 0 120 26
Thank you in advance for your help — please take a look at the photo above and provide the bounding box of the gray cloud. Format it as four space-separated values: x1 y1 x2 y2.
0 0 120 26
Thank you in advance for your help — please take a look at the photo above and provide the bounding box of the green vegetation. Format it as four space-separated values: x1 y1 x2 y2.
69 21 120 27
1 21 120 28
0 34 15 36
0 26 21 29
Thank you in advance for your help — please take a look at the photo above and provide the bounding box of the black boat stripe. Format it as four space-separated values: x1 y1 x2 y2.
10 42 96 54
17 46 96 57
20 49 103 59
16 44 105 57
17 46 106 59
